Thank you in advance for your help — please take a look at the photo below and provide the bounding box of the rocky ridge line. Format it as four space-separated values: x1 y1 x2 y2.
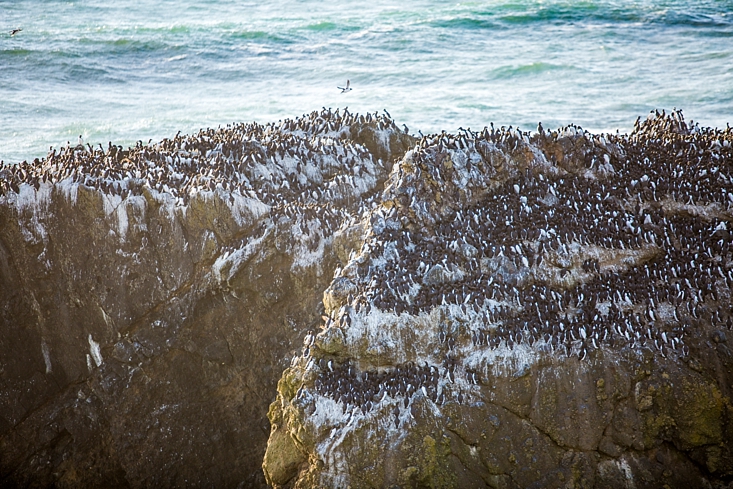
265 110 733 489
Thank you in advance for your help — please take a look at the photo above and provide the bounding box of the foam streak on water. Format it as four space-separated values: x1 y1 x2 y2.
1 0 732 162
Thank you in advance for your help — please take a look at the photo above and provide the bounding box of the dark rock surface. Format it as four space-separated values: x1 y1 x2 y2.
0 110 412 488
265 111 733 488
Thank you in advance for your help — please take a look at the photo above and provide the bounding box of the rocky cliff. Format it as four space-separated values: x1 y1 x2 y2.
0 110 412 487
1 110 732 489
264 111 733 489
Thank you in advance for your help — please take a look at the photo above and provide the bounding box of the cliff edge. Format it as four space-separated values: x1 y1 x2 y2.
0 110 412 488
1 109 732 488
264 111 733 488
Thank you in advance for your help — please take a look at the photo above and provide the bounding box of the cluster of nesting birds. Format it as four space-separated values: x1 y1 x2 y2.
0 108 399 219
0 108 407 264
311 359 448 420
321 110 733 365
3 106 732 390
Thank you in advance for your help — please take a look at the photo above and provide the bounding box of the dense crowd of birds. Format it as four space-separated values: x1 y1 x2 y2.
310 111 733 399
310 359 445 422
0 109 404 240
3 108 732 407
304 111 733 413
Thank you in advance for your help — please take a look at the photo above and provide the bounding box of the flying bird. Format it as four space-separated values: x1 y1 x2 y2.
338 80 352 93
10 28 22 36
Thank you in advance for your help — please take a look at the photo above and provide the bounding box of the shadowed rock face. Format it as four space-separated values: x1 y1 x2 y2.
264 111 733 489
0 110 413 488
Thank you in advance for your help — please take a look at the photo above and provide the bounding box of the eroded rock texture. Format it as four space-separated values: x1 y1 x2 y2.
265 111 733 489
0 110 412 488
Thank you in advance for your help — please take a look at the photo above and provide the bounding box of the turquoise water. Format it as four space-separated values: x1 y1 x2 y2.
1 0 732 163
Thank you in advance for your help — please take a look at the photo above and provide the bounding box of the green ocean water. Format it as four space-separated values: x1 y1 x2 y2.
1 0 732 162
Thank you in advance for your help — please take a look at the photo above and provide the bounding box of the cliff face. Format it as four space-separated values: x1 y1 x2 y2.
1 110 732 489
264 112 733 488
0 111 413 487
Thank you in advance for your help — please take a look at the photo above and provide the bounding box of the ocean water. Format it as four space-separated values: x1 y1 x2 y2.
1 0 732 163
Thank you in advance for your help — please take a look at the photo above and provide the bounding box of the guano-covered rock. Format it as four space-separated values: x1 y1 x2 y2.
0 110 413 488
265 110 733 489
1 109 732 488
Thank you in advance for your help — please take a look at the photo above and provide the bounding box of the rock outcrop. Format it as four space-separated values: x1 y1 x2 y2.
264 111 733 488
0 110 413 487
2 109 732 488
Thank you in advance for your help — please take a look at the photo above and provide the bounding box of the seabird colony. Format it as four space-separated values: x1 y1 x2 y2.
2 109 732 419
0 108 405 256
302 110 733 418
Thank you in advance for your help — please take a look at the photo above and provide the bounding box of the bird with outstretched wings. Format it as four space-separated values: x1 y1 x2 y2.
338 80 352 93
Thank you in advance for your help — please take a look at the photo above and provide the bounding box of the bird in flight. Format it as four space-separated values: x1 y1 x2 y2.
10 28 22 36
338 80 352 93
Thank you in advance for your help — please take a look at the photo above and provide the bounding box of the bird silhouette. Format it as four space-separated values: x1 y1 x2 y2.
338 80 352 93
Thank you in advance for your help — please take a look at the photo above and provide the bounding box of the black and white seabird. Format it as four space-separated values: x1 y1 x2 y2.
338 80 352 93
10 28 22 36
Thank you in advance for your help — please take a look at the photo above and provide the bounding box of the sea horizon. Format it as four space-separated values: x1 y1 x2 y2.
2 0 732 163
